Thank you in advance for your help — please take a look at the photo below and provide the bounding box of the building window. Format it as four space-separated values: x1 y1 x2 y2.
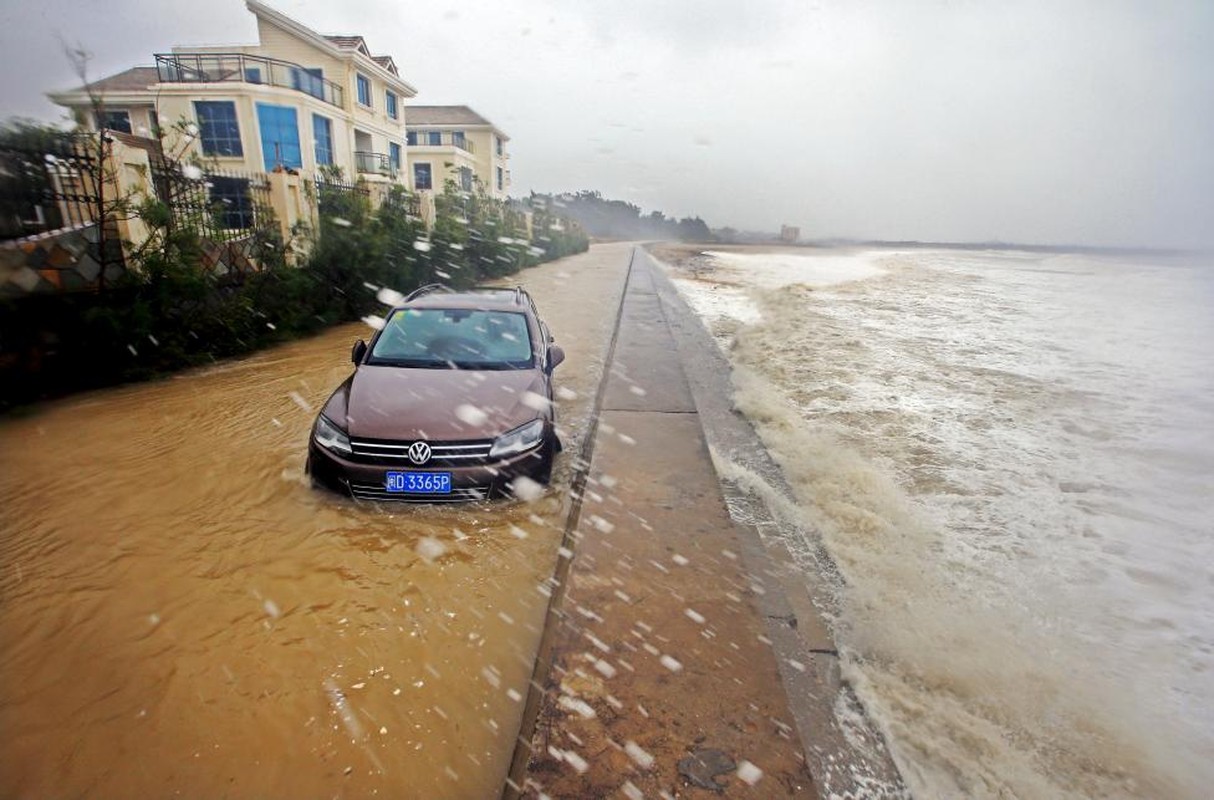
194 101 242 157
256 103 302 171
458 166 472 192
427 131 441 146
313 114 333 166
496 166 504 191
386 92 398 119
406 131 417 146
356 74 372 107
452 131 466 149
209 176 254 230
96 110 132 134
389 142 401 172
245 67 262 84
291 67 325 100
413 162 432 190
495 135 503 156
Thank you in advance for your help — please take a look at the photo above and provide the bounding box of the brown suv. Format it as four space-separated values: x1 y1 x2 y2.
307 285 565 501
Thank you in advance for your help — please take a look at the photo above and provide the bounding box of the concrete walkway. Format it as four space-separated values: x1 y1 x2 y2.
506 250 846 798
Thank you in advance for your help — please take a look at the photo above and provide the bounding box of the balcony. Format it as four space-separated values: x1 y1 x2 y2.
407 133 475 154
155 53 344 109
355 151 396 177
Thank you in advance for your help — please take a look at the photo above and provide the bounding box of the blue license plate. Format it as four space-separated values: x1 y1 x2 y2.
385 472 453 494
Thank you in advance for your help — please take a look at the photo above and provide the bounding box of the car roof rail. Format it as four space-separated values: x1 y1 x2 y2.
467 285 528 305
404 283 453 301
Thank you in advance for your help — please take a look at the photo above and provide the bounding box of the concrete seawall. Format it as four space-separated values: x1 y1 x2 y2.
507 248 905 798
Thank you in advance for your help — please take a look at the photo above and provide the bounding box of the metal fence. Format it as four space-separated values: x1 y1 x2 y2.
149 163 274 243
314 175 370 218
0 134 101 241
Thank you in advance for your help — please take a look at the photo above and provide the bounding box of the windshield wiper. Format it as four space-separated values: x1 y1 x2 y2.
369 357 447 369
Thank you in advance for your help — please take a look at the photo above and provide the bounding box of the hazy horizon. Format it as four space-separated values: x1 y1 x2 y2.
1 0 1211 249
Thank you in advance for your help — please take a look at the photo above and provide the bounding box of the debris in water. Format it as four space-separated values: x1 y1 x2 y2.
416 537 447 562
624 740 655 770
509 475 545 501
324 680 363 740
736 760 764 785
678 749 736 792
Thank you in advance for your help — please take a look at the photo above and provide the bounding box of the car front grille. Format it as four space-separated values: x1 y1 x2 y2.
348 438 495 467
348 482 491 503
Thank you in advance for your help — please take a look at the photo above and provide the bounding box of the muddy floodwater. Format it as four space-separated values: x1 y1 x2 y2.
0 243 632 798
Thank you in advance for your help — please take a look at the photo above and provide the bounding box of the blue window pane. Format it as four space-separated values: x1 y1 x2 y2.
313 114 333 166
427 131 441 146
194 101 242 157
357 74 371 107
96 110 132 134
256 103 301 171
209 176 254 229
389 142 401 171
406 131 417 146
413 162 432 191
386 92 398 119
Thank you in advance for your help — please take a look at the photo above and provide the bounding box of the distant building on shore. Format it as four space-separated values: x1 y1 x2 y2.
780 225 801 243
405 106 511 199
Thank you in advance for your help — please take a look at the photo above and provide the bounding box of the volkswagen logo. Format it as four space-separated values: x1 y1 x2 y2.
407 441 432 465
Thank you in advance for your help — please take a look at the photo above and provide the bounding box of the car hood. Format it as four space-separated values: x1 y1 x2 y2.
323 365 549 441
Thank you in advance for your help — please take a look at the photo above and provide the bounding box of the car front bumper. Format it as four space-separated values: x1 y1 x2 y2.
307 440 547 502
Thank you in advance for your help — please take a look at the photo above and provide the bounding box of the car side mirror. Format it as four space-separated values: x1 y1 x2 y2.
548 344 565 371
352 339 368 365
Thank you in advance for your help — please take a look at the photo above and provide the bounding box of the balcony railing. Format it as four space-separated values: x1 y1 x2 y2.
354 151 396 176
408 133 475 154
155 53 345 109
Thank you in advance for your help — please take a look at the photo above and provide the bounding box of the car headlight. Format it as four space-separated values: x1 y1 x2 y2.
313 414 352 456
489 419 545 458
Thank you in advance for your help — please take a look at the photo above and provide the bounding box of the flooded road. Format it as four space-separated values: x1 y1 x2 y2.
0 243 633 798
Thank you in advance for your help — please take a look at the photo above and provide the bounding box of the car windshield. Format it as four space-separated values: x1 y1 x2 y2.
367 307 533 369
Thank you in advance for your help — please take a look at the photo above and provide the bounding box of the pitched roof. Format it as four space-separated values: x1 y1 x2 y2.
324 35 370 55
76 66 160 94
407 105 495 127
372 55 398 75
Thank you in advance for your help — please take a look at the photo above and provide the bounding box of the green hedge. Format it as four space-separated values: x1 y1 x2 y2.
0 178 588 411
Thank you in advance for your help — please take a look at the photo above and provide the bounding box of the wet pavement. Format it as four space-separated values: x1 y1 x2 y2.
513 254 832 798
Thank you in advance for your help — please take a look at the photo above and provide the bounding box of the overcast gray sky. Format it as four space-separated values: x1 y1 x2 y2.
1 0 1211 248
